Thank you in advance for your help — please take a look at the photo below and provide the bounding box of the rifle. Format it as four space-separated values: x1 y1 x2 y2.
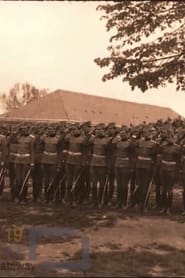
0 165 7 190
71 168 84 193
88 127 95 137
101 174 109 206
144 177 154 209
53 174 66 200
19 168 32 196
131 184 139 197
46 171 60 193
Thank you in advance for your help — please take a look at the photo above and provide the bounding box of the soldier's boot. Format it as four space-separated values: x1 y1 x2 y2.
98 184 104 207
44 183 49 201
10 181 17 201
107 179 114 206
67 185 75 208
155 184 161 209
33 183 39 202
166 190 173 215
45 187 52 203
123 186 128 208
0 180 5 196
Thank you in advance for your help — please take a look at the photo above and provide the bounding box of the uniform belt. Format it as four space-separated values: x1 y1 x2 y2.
16 153 30 157
117 157 129 160
93 154 106 158
138 156 152 161
62 150 68 153
162 160 176 165
68 151 81 156
44 151 57 156
10 152 17 156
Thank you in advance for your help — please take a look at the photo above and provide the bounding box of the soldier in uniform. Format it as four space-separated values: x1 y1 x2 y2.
90 124 111 208
152 132 167 210
78 121 93 205
112 129 134 209
128 131 138 203
54 125 68 203
65 125 85 207
159 134 181 214
14 126 34 203
41 126 61 203
131 128 158 213
31 129 45 202
105 123 117 206
0 125 9 198
7 128 18 201
180 140 185 215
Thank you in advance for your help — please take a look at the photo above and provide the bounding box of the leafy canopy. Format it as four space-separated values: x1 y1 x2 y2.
94 1 185 92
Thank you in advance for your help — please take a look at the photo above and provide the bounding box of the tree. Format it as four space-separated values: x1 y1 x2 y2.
0 82 49 111
94 1 185 92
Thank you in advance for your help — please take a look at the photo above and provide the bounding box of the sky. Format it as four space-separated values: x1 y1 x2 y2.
0 1 185 116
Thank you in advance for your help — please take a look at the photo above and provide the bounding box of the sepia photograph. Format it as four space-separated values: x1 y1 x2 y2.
0 0 185 277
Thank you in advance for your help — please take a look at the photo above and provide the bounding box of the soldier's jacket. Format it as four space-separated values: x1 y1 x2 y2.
0 134 8 164
8 135 18 163
66 134 86 165
32 135 45 164
112 137 133 168
128 137 138 170
90 136 111 167
106 135 117 169
159 143 180 171
81 134 93 167
14 135 34 164
57 133 69 166
135 138 158 169
180 143 185 172
41 135 60 165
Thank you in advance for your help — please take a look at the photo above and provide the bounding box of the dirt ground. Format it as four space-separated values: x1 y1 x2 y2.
0 187 185 277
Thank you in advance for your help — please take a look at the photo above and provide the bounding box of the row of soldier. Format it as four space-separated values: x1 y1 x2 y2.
0 117 185 214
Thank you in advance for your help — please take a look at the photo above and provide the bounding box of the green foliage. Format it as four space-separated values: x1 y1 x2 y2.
94 1 185 92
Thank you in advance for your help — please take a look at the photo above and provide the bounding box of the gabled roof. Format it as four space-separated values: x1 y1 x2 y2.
0 89 179 125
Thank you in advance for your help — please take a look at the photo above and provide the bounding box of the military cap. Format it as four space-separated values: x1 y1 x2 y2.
96 123 106 129
82 121 91 127
19 125 28 131
115 126 121 133
59 126 66 133
47 126 56 132
59 121 66 125
107 122 116 128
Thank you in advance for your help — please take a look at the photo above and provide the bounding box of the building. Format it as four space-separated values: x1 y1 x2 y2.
0 89 179 125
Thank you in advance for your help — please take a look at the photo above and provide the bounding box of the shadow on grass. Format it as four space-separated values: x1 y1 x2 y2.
68 243 185 277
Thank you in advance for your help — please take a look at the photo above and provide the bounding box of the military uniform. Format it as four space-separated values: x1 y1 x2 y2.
65 127 86 207
8 131 18 201
78 122 93 205
132 131 158 212
90 127 111 207
112 131 133 209
54 127 68 203
0 128 8 197
41 127 60 202
128 133 138 200
180 142 185 214
105 124 117 206
14 127 34 202
159 137 180 213
31 130 45 202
